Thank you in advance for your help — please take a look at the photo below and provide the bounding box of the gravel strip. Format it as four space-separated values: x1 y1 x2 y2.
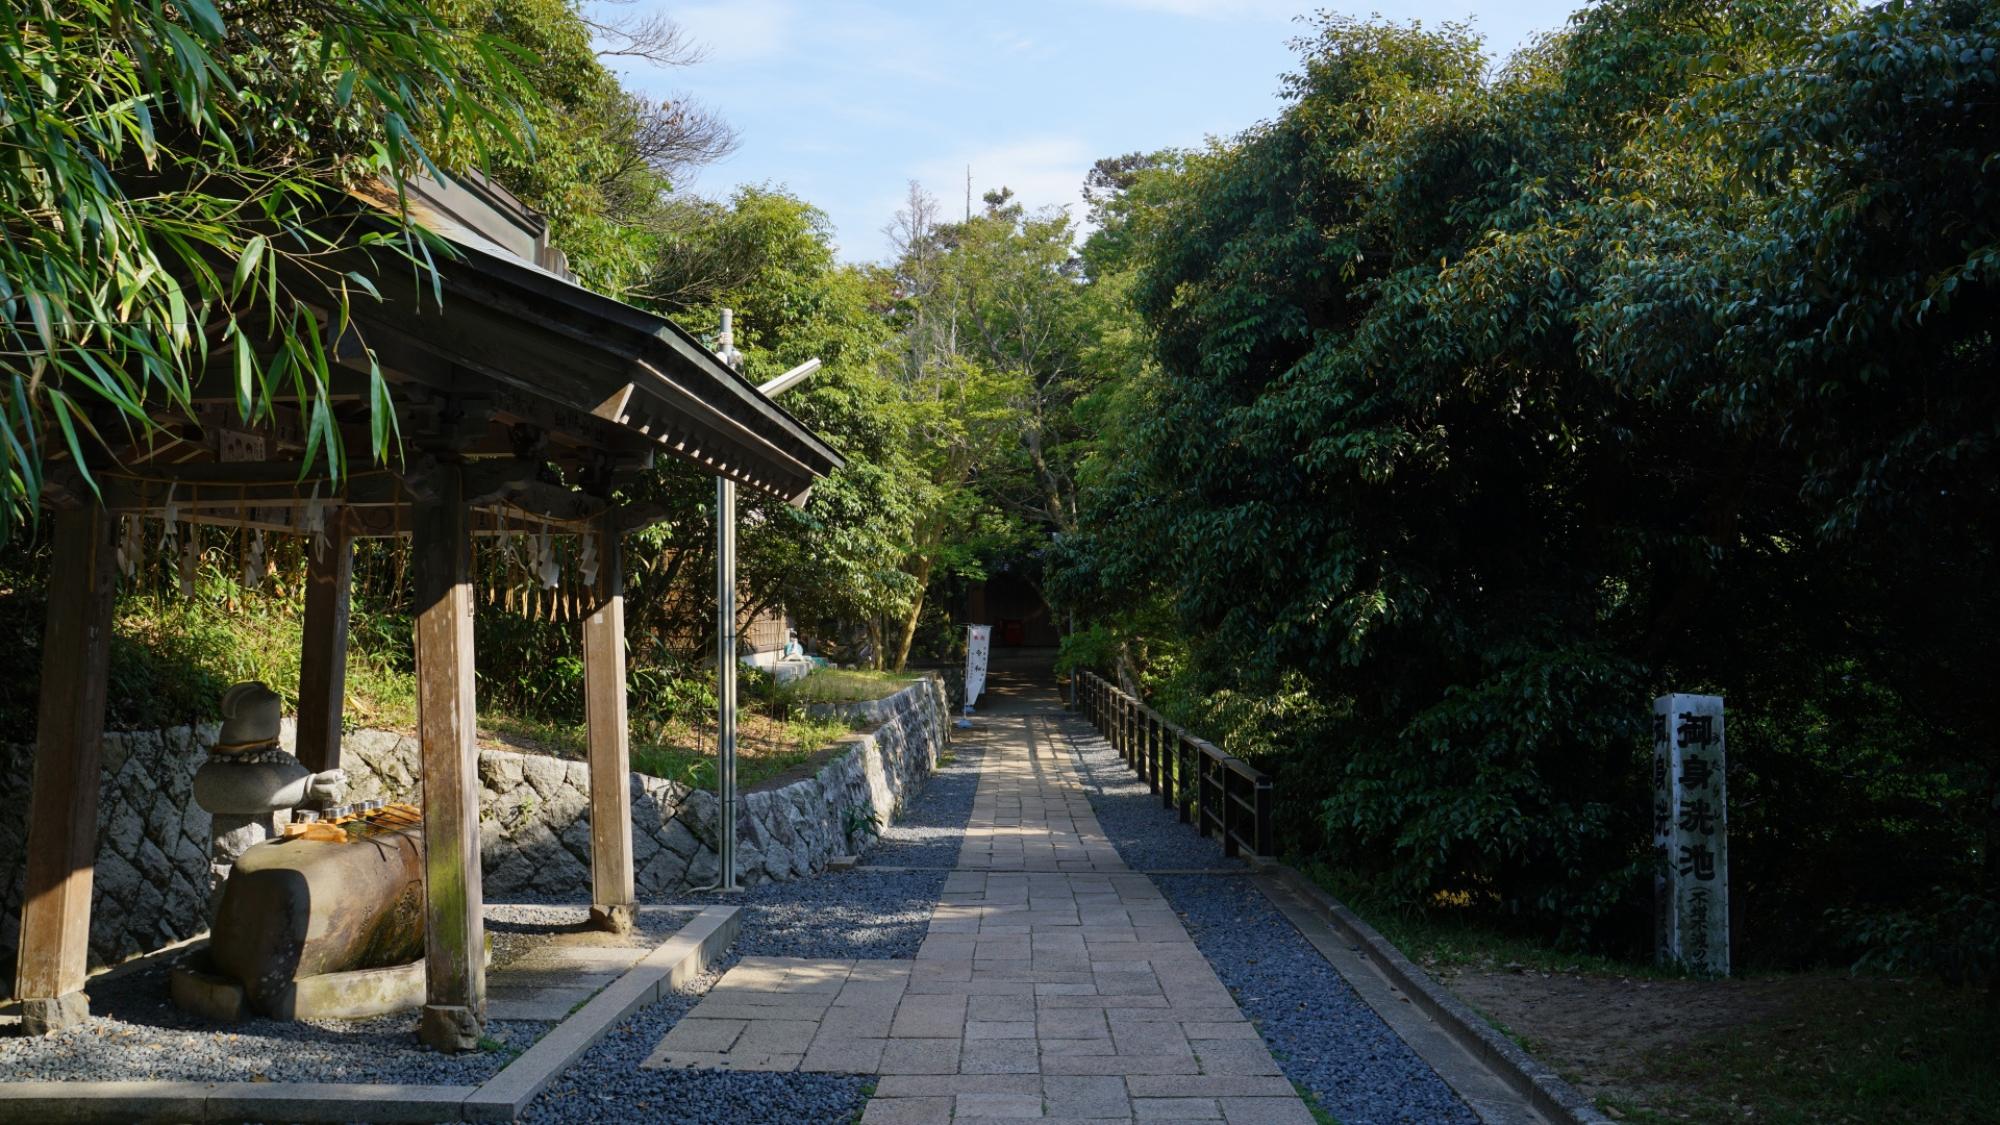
860 717 984 868
0 904 669 1087
1065 717 1243 872
673 867 945 961
1064 720 1481 1125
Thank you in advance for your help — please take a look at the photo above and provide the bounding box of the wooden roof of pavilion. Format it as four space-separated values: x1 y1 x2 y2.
44 172 842 533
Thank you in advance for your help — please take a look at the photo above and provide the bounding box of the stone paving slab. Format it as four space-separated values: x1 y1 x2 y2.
643 703 1313 1123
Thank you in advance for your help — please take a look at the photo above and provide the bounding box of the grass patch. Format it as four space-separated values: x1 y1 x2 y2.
780 666 917 704
0 574 417 735
483 709 856 791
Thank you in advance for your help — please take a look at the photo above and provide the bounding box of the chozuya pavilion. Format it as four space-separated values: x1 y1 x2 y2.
11 172 842 1049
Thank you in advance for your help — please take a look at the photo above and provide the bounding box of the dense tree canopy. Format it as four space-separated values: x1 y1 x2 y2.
1052 0 1999 974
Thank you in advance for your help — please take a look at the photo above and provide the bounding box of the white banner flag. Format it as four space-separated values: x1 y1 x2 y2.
964 625 991 710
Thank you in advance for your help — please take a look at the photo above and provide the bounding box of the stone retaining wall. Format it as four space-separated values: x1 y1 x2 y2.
0 677 947 976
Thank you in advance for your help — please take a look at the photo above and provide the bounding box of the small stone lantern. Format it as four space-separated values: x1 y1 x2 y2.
192 682 344 912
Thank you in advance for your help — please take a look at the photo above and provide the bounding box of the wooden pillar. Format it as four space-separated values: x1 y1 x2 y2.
583 516 634 933
14 505 117 1033
295 528 353 775
413 467 484 1052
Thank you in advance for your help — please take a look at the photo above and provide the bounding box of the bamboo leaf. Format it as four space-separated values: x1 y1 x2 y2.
233 326 254 417
233 234 265 295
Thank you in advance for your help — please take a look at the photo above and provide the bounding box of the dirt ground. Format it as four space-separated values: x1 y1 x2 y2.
1442 968 1812 1114
1434 966 2000 1124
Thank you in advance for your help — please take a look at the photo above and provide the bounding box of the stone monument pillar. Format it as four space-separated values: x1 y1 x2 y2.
1653 693 1728 975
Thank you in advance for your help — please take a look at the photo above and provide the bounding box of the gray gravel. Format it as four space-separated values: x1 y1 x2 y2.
673 867 945 961
1066 723 1244 872
861 719 985 868
0 904 659 1087
1065 719 1481 1125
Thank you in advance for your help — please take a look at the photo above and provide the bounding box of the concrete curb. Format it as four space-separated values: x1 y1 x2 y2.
461 904 739 1120
1252 863 1611 1125
0 905 741 1124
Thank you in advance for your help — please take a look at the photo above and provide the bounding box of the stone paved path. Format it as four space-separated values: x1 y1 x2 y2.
644 702 1315 1124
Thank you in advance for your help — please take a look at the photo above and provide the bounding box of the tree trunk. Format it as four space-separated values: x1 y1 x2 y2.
1024 421 1072 534
888 553 935 671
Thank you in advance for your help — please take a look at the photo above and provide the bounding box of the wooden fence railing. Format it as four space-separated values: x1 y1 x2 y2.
1072 670 1274 858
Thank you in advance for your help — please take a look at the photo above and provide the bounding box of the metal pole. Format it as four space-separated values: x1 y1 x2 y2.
716 475 738 891
712 307 749 894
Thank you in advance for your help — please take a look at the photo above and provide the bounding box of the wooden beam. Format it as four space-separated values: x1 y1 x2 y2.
583 515 634 933
13 505 118 1033
339 505 600 540
346 295 810 502
591 383 635 424
296 529 354 775
412 464 485 1051
482 479 608 524
54 463 420 513
617 500 674 533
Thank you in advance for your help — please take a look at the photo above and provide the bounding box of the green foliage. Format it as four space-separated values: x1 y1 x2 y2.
781 668 916 705
617 187 929 665
0 528 414 733
842 804 883 847
0 0 534 541
1054 0 2000 976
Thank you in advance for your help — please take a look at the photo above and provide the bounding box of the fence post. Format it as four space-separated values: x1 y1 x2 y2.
1195 754 1212 840
1146 713 1160 795
1220 768 1240 859
1152 718 1164 795
1177 735 1194 824
1144 712 1160 784
1253 776 1274 857
1160 722 1176 811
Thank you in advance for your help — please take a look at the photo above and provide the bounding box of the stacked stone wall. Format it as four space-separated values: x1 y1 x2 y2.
0 677 947 977
0 725 219 969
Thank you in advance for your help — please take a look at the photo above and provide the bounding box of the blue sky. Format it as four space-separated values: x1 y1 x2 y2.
609 1 1587 263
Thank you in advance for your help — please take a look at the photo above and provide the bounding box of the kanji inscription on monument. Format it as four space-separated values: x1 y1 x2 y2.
1653 693 1729 975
